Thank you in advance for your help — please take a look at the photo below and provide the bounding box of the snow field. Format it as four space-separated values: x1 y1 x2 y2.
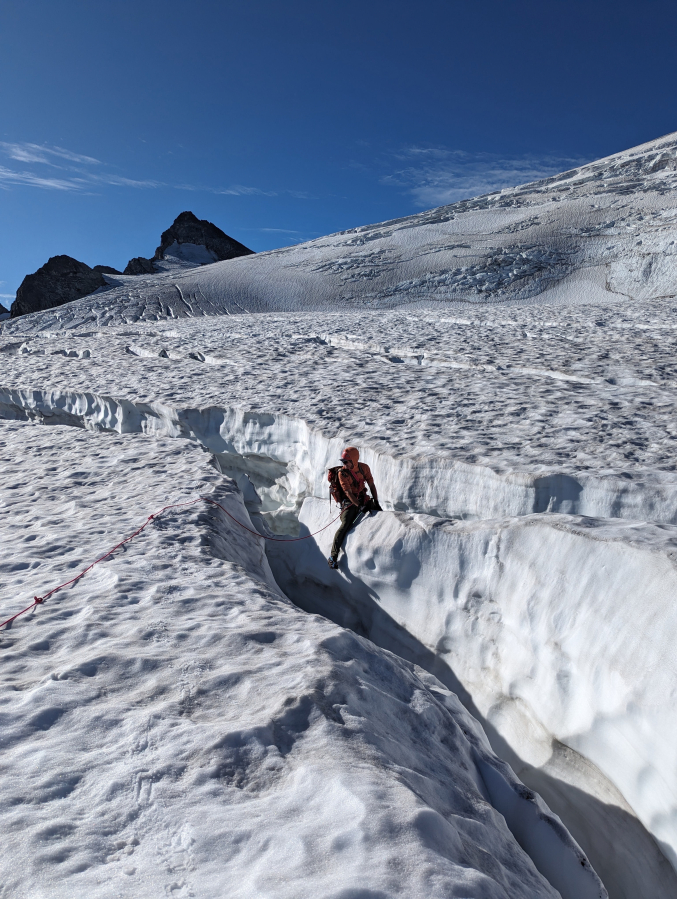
0 422 605 898
4 132 677 329
3 291 677 525
2 301 677 894
4 130 677 897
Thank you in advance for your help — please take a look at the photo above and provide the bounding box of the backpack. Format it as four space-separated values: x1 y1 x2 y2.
327 463 367 507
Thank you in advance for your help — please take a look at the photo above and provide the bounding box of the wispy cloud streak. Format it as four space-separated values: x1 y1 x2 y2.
0 141 102 166
88 172 164 189
0 165 86 191
0 141 297 198
382 146 587 207
217 184 278 197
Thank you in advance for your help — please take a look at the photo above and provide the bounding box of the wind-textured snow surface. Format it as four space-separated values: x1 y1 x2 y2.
4 131 677 332
0 424 604 899
3 131 677 898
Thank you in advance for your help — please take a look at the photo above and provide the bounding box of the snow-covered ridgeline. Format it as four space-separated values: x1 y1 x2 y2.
3 386 677 527
0 423 605 899
4 132 677 334
270 498 677 897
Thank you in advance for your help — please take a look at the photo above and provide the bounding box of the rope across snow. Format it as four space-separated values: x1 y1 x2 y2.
0 496 341 631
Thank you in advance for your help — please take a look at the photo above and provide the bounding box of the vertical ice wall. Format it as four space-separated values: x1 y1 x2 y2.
266 498 677 898
3 389 677 526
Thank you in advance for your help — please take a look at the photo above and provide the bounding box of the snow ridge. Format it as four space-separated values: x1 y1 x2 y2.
3 131 677 333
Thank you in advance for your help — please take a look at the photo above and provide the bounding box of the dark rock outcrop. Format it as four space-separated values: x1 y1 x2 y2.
123 256 156 276
13 213 253 310
11 256 107 318
154 211 254 262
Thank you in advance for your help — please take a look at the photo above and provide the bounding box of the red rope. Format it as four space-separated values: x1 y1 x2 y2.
201 496 342 543
0 496 342 631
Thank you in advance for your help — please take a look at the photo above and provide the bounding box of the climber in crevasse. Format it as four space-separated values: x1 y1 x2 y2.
327 446 382 569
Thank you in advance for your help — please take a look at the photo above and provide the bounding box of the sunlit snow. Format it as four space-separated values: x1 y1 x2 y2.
4 130 677 898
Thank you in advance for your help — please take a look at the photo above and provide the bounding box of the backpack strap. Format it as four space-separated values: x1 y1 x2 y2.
357 462 372 483
350 463 368 493
346 465 360 486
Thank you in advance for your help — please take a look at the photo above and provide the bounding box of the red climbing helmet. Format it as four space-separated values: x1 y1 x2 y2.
340 446 360 466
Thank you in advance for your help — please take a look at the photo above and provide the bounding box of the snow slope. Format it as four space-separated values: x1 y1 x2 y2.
0 423 604 899
3 130 677 897
4 131 677 332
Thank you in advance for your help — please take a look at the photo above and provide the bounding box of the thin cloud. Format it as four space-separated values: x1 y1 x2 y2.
88 172 164 189
216 186 317 200
0 165 86 191
382 146 587 207
285 189 315 199
0 141 306 199
47 145 102 165
0 141 101 166
217 184 278 197
0 141 105 191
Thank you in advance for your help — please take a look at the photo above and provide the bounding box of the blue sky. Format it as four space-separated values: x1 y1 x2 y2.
1 0 677 303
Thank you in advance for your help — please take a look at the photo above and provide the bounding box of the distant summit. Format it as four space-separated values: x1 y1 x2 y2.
11 256 107 318
122 211 254 275
10 212 254 317
156 211 254 264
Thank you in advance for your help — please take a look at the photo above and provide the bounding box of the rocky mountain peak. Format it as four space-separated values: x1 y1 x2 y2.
154 211 254 263
7 212 255 318
11 255 107 318
123 256 156 276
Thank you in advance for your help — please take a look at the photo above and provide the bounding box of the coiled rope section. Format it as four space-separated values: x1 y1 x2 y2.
0 496 342 631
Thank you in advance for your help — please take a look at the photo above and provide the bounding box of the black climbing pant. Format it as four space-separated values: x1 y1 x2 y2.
331 500 372 558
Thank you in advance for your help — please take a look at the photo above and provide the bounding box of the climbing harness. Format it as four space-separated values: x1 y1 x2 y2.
0 496 341 632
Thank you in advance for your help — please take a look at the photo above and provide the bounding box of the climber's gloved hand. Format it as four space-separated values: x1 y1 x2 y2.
372 501 383 513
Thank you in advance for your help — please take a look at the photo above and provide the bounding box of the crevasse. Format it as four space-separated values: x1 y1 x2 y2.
2 385 676 898
4 385 677 525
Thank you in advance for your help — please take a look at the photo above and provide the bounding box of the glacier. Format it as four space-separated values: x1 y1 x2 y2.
4 130 677 331
0 423 604 899
3 130 677 897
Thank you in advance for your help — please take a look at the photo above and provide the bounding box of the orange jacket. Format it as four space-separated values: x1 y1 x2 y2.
338 462 375 506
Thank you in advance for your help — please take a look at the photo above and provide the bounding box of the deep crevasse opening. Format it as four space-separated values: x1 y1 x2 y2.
4 385 677 525
0 419 608 899
267 499 677 899
1 385 676 897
